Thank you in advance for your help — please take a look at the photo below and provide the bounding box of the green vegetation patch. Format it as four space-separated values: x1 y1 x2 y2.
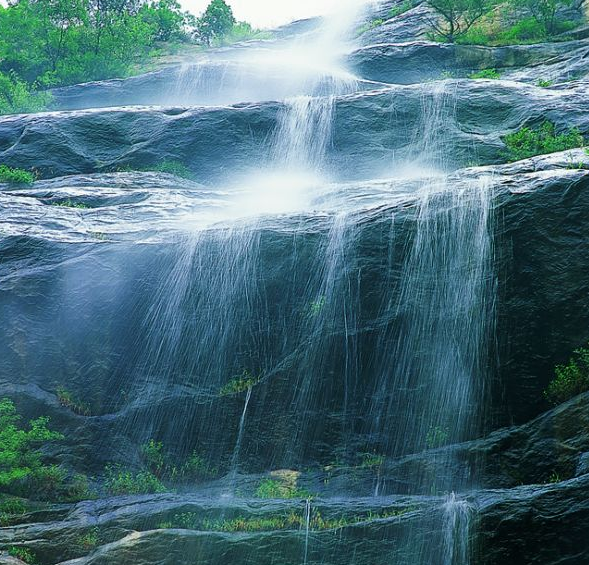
8 546 37 564
160 507 412 533
502 121 584 162
0 398 67 500
0 165 35 185
104 465 167 496
255 470 313 499
56 387 92 414
219 370 261 396
545 346 589 405
468 68 501 79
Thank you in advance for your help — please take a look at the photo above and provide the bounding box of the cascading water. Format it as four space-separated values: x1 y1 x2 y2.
113 1 495 564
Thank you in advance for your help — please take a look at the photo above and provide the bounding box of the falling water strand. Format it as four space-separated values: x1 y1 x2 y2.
442 493 473 565
229 386 253 487
303 497 312 565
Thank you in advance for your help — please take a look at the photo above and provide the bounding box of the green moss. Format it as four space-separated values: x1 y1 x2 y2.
502 121 584 162
0 165 35 185
545 346 589 405
468 68 501 79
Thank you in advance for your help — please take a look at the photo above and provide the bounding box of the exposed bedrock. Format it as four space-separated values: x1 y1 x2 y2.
1 152 589 477
2 82 589 182
350 40 589 84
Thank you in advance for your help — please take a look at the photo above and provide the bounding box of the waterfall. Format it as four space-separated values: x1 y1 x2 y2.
228 386 253 485
442 493 473 565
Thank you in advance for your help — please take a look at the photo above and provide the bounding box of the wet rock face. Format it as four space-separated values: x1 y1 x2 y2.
3 82 589 182
476 476 589 565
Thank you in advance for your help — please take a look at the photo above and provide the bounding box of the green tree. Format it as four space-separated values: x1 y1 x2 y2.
194 0 235 46
508 0 574 36
426 0 498 42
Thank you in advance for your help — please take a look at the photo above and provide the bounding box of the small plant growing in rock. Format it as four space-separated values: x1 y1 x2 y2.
75 527 100 552
469 68 501 79
0 165 35 185
537 78 554 88
0 497 28 526
255 471 312 499
56 387 92 416
104 465 167 496
8 546 37 564
544 346 589 405
219 370 261 396
425 425 450 449
52 199 91 209
503 121 584 162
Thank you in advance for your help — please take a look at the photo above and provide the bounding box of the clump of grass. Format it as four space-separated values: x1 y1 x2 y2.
52 199 90 209
469 68 501 79
141 440 216 483
255 471 313 500
104 465 167 496
0 497 28 526
503 121 584 162
0 165 35 185
160 507 413 533
219 370 261 396
75 527 100 552
56 387 92 416
389 0 415 18
537 78 554 88
150 160 194 179
545 346 589 405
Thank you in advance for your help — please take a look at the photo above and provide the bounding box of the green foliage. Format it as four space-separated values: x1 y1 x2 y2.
140 440 216 484
502 121 584 161
161 507 412 532
255 476 312 500
0 0 191 103
426 0 500 42
356 18 385 36
425 426 449 449
389 0 416 18
193 0 235 46
56 387 92 414
545 346 589 405
359 453 385 469
0 496 28 526
219 370 261 396
0 72 52 115
8 547 37 564
537 78 554 87
468 68 501 79
104 464 167 496
0 165 36 185
75 527 100 551
509 0 574 36
212 21 273 46
308 296 327 316
151 160 194 179
0 398 65 499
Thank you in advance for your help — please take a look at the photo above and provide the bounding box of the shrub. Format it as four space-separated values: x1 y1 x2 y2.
0 72 51 115
508 0 574 36
469 68 501 79
545 346 589 405
255 477 312 500
0 165 35 185
8 547 36 564
104 465 167 496
537 78 554 87
219 370 260 396
502 121 584 162
389 0 415 18
56 387 92 415
0 398 65 499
